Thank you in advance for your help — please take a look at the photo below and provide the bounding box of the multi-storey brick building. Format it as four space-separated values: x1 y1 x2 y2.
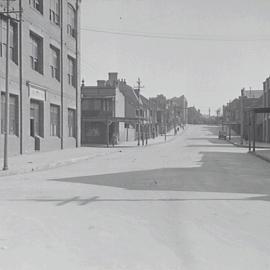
0 0 81 158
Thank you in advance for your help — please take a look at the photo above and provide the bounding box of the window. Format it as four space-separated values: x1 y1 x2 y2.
0 17 18 63
1 93 18 136
67 55 76 87
50 104 60 137
30 31 43 74
67 4 76 38
81 99 89 111
30 100 43 137
29 0 43 14
93 100 101 110
68 108 76 137
0 16 6 58
50 0 60 25
50 45 60 81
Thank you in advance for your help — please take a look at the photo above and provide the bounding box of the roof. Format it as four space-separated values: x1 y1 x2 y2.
119 82 143 107
249 107 270 113
81 86 115 98
243 90 263 99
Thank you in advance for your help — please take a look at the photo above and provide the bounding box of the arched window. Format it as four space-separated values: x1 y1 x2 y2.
67 3 76 38
50 0 60 25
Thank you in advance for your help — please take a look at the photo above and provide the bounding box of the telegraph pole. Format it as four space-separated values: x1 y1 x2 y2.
136 78 144 146
1 0 21 170
3 0 10 171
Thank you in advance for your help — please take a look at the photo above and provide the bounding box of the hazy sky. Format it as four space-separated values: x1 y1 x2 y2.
81 0 270 114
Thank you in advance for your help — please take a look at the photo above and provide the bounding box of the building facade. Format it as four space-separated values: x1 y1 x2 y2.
81 73 157 145
222 88 263 142
263 77 270 142
81 74 126 145
0 0 81 158
187 106 202 124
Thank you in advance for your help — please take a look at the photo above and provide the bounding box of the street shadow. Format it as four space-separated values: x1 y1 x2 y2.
187 144 233 148
22 194 270 207
48 151 270 195
202 126 220 134
188 138 229 145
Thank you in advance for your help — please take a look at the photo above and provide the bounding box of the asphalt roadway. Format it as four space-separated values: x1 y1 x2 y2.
1 125 270 270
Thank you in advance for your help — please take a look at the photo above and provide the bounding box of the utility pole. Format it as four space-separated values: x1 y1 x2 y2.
1 0 22 170
136 78 144 146
3 0 10 171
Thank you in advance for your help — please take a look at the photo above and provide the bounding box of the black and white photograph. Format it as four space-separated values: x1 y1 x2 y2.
1 0 270 269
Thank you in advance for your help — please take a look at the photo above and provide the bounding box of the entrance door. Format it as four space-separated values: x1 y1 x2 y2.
30 100 42 137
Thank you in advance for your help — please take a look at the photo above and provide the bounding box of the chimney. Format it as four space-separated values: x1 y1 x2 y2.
97 80 106 87
108 72 118 87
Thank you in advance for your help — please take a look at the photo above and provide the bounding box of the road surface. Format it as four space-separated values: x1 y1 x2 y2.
1 125 270 270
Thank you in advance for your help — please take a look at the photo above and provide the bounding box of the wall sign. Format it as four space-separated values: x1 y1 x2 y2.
28 84 46 101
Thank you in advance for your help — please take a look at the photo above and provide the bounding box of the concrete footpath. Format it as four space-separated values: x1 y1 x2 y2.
226 135 270 149
225 135 270 163
0 128 183 177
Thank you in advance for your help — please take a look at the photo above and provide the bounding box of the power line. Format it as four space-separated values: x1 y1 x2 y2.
80 27 270 42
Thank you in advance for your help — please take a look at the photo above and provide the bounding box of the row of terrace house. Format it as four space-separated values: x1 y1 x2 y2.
223 88 264 142
187 106 202 124
81 72 188 145
81 73 152 145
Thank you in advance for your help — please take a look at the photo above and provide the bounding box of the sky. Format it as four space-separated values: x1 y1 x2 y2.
80 0 270 114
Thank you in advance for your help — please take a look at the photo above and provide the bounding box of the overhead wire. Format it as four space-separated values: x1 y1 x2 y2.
80 26 270 43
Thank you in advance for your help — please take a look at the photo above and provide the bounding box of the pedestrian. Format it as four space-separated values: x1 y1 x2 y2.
112 133 117 147
141 131 144 146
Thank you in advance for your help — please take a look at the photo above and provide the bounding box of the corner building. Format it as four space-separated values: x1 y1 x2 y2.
0 0 81 157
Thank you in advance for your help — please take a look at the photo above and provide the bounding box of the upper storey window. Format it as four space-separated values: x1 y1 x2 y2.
0 16 18 64
50 0 60 25
29 0 43 14
67 4 76 38
30 31 43 74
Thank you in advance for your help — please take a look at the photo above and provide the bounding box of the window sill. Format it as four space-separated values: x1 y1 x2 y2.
0 134 19 138
32 68 43 76
49 20 60 29
29 5 43 16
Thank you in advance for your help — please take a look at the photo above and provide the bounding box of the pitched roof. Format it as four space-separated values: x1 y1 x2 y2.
243 90 263 99
119 82 143 107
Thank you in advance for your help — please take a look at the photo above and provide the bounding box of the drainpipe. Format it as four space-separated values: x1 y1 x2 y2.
75 0 79 147
19 0 23 154
60 0 64 149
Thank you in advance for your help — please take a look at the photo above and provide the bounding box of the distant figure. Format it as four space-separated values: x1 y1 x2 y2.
145 130 148 145
152 128 155 138
112 133 117 147
141 131 145 146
